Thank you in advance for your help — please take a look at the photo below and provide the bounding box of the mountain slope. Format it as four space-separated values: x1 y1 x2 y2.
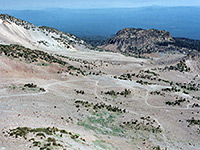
0 14 92 52
100 28 200 54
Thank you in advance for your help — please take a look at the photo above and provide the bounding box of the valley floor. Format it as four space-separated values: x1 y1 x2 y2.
0 49 200 150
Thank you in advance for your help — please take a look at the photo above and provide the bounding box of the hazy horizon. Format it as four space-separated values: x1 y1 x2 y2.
0 0 200 10
1 5 200 10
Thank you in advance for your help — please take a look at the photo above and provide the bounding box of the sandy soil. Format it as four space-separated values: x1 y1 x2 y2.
0 50 200 150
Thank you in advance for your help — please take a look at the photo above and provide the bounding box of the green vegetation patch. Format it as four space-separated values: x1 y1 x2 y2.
4 127 87 150
9 83 45 92
187 118 200 127
157 60 191 72
0 44 67 66
93 139 116 150
75 100 126 113
121 116 162 134
103 89 131 98
78 112 124 136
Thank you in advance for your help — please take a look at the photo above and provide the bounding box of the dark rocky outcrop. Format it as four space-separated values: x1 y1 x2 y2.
100 28 200 55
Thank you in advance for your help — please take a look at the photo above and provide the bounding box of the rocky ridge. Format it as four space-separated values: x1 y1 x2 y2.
0 14 94 52
100 28 200 55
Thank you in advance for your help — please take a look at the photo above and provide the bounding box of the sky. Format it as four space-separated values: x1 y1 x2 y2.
0 0 200 10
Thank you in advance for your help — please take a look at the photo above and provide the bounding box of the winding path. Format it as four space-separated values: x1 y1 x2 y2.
1 75 199 150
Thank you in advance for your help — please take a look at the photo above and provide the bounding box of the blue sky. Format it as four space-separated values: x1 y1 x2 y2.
0 0 200 10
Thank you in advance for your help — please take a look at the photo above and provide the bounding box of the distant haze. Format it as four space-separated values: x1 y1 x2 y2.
0 7 200 39
0 0 200 9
